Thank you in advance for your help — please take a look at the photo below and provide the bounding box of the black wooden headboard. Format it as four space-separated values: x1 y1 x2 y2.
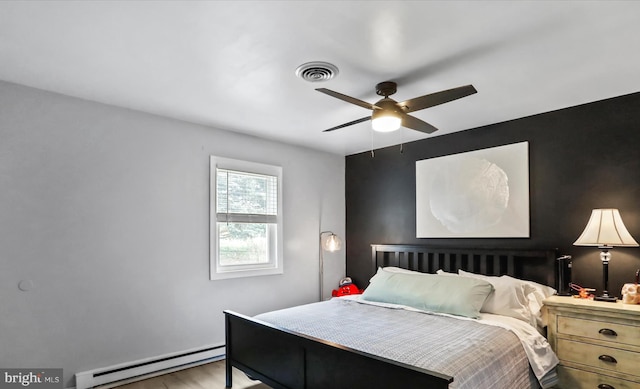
371 244 559 289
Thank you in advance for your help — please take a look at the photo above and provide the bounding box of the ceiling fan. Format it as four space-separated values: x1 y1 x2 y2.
317 81 477 134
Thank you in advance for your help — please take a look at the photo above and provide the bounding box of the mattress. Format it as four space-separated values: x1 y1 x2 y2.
255 297 556 389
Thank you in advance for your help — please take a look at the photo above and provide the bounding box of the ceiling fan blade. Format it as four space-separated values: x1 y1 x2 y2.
322 116 371 132
402 114 439 134
399 84 477 113
316 88 379 111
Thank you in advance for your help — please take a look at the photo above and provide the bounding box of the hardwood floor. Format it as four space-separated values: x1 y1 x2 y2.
114 360 271 389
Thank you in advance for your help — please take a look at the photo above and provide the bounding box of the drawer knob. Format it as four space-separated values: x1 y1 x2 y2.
598 354 618 364
598 385 615 389
598 328 618 337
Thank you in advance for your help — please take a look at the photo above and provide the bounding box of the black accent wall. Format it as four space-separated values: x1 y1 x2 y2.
346 91 640 297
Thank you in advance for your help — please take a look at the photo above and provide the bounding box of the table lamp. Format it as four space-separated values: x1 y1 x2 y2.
574 209 638 302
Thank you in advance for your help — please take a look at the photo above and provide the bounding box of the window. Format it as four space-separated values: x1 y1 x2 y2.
210 156 283 280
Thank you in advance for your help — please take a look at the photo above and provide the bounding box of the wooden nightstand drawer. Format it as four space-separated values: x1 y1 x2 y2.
559 365 640 389
558 316 640 347
557 338 640 377
545 296 640 389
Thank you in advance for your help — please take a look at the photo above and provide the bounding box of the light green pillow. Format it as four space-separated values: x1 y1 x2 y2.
362 268 494 318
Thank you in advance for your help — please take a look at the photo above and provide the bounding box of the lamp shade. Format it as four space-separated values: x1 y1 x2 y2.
322 233 342 252
574 209 638 247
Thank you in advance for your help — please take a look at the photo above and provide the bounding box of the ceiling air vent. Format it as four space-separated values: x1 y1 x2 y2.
295 61 339 82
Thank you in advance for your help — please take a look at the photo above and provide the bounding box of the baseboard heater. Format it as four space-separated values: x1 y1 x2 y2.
75 344 225 389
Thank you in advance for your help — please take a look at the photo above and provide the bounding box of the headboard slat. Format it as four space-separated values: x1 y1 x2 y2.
507 255 515 277
480 255 488 275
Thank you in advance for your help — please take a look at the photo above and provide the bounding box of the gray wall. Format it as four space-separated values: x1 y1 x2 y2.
0 81 345 388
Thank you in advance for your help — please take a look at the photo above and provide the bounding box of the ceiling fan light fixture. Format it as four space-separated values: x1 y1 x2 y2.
317 81 476 135
371 110 401 132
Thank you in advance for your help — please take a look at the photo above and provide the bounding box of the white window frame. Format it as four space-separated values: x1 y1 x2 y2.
210 156 283 280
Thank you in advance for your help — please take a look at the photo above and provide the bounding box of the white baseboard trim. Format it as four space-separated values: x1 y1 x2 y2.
74 344 224 389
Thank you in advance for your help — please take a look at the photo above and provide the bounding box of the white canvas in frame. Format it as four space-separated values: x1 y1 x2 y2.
416 141 529 238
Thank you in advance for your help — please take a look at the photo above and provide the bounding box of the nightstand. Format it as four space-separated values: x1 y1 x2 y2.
544 296 640 389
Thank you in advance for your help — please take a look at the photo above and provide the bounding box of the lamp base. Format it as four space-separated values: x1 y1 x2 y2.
594 295 618 303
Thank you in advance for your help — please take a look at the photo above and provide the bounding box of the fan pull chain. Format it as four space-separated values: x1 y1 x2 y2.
400 128 404 154
370 129 375 158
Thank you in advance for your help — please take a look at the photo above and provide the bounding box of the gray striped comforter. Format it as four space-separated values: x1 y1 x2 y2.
255 298 540 389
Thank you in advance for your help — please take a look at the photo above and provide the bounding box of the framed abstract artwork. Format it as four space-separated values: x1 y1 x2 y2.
416 141 530 238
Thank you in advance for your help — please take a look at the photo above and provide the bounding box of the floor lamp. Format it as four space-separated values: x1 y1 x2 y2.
574 209 638 302
319 231 342 301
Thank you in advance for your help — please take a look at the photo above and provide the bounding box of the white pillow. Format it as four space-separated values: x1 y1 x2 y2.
457 270 536 326
503 275 557 329
382 266 422 275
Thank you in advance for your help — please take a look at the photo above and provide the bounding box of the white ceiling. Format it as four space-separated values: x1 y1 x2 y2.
1 1 639 156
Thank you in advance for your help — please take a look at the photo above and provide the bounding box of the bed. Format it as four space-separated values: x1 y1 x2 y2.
224 245 561 389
